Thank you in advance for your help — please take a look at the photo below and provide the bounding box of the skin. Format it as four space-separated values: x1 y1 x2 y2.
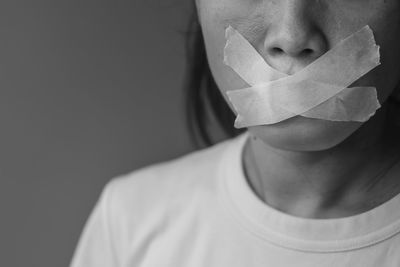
195 0 400 218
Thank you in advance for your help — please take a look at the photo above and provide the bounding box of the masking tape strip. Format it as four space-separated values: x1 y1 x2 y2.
223 25 381 128
223 26 286 85
301 86 379 121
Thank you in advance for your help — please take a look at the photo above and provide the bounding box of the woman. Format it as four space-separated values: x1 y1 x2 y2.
70 0 400 266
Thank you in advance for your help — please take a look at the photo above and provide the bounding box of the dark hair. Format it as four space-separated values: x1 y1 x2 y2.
183 8 246 149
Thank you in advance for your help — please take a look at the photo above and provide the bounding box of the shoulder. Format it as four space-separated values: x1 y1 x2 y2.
100 136 236 226
86 134 248 259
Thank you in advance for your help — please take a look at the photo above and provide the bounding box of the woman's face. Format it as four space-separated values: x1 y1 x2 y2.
195 0 400 151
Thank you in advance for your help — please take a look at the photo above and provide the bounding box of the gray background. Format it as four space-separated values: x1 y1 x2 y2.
0 2 225 266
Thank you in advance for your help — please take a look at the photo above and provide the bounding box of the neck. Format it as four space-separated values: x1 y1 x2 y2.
243 106 400 219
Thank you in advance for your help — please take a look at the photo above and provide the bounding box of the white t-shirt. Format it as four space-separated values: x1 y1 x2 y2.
70 131 400 267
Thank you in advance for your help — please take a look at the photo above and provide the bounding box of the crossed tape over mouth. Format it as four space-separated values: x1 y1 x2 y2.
223 25 381 128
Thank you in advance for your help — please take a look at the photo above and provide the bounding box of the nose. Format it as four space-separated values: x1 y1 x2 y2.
263 0 327 73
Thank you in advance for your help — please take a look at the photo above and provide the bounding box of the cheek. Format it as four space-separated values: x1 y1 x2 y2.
198 1 269 112
323 0 400 103
201 26 241 113
373 21 400 102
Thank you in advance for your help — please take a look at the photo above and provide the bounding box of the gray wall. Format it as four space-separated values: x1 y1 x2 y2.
0 2 214 266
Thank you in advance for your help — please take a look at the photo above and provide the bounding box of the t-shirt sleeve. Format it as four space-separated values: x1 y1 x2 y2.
70 180 121 267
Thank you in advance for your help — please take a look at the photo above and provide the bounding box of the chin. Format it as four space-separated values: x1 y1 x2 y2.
248 116 363 152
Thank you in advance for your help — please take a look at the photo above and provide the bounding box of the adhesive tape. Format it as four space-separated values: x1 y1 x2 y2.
223 25 381 128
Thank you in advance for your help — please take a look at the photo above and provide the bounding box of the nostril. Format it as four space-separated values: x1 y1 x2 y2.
270 47 284 55
269 47 314 57
301 48 314 57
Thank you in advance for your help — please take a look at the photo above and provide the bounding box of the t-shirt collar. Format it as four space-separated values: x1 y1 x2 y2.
219 130 400 252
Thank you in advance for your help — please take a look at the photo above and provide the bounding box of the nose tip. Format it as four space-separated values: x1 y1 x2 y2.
264 23 326 58
262 25 327 74
262 2 328 69
261 21 328 74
